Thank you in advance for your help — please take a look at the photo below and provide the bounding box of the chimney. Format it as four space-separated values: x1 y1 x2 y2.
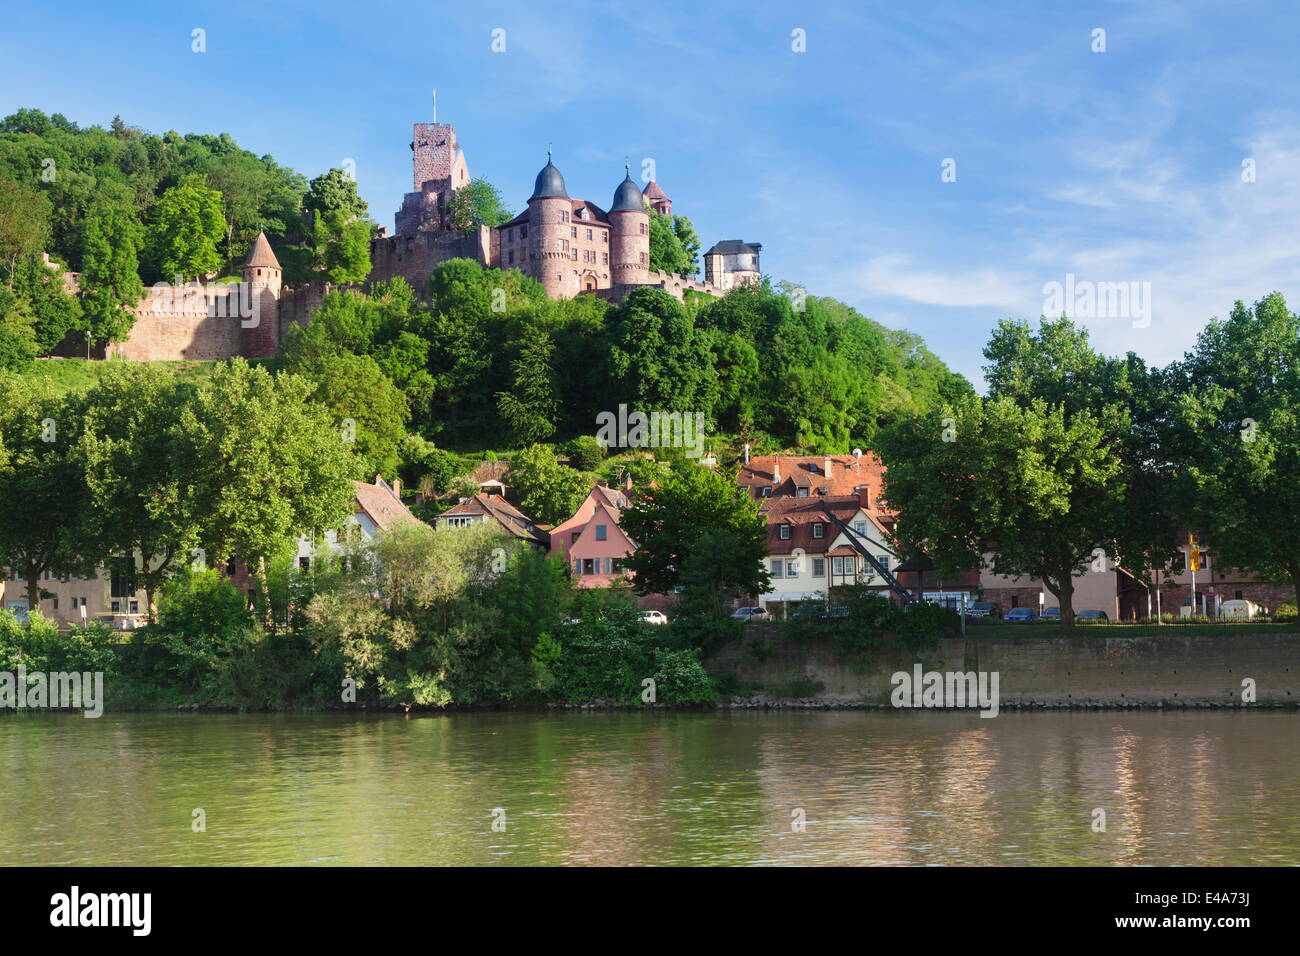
858 484 871 509
744 443 750 464
823 456 833 479
624 474 633 491
392 478 402 498
374 474 383 486
772 457 781 483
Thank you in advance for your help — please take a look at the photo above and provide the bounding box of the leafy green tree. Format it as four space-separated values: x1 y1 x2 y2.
877 392 1127 626
78 186 144 344
304 169 371 285
506 443 590 525
295 351 410 479
0 374 94 614
0 175 52 278
647 210 691 275
607 286 715 415
6 253 82 354
564 435 604 472
173 359 360 608
446 178 514 233
1172 292 1300 609
672 214 701 276
496 322 559 444
146 174 226 280
619 466 771 611
304 168 369 222
79 364 197 621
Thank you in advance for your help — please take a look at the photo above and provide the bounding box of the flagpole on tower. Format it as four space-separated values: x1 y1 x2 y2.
432 89 437 124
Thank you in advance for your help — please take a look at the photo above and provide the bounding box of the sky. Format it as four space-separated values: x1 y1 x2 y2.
3 0 1300 386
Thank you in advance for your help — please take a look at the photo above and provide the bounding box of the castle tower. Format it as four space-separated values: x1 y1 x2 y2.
642 179 671 216
395 122 470 234
526 154 573 299
241 232 282 359
609 169 650 288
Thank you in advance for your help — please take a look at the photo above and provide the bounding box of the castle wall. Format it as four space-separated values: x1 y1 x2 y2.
110 285 245 361
368 230 489 300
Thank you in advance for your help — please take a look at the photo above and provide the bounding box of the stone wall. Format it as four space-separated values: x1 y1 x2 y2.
710 629 1300 706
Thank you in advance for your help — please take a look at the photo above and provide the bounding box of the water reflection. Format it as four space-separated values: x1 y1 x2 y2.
1 711 1297 866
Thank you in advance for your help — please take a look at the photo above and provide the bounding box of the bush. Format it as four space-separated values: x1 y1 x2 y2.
564 435 604 472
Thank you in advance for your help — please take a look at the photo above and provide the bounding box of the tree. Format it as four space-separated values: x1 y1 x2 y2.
146 174 226 280
296 351 410 480
647 210 691 275
304 169 371 285
0 374 94 615
79 187 144 344
1173 292 1300 610
79 364 198 621
6 253 82 354
496 323 559 444
173 359 360 612
446 179 513 233
876 392 1127 626
0 175 52 278
607 287 715 415
506 444 590 525
672 214 701 276
619 466 770 608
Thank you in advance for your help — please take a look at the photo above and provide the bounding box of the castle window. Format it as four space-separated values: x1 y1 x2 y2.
521 225 528 238
639 222 647 235
560 239 569 251
571 226 577 238
603 232 608 243
507 228 513 241
602 252 608 265
561 211 570 223
586 228 593 241
508 250 515 264
639 252 647 265
570 249 578 261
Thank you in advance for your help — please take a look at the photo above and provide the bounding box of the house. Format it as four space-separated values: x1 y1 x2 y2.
2 476 417 628
739 451 890 505
758 490 905 615
548 483 635 587
432 492 549 549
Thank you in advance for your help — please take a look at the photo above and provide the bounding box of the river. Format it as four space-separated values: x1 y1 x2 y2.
2 711 1296 865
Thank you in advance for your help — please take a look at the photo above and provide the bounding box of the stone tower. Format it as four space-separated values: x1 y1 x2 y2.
609 169 650 287
395 122 470 234
241 232 281 359
526 155 572 299
642 179 671 216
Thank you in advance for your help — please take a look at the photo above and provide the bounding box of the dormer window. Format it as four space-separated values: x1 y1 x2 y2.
796 487 809 497
761 487 771 497
779 525 792 540
812 523 824 539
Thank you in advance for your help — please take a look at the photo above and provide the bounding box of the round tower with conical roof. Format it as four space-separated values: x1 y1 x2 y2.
609 168 650 288
241 231 282 358
642 179 671 216
526 154 572 299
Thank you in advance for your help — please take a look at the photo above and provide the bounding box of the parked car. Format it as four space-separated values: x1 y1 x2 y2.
1005 607 1038 622
731 606 769 620
819 606 851 620
1041 607 1061 620
967 601 1002 619
638 610 669 625
1076 609 1108 621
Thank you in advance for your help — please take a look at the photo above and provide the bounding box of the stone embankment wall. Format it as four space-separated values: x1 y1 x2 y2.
710 630 1300 706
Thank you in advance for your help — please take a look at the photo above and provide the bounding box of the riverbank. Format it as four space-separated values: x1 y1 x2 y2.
709 630 1300 708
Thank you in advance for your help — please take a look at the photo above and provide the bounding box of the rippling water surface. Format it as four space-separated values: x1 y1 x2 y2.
2 711 1296 865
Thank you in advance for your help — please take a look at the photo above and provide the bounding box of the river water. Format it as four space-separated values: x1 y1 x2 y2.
1 711 1296 866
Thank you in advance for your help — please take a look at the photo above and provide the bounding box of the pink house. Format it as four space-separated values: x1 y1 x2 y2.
548 484 635 587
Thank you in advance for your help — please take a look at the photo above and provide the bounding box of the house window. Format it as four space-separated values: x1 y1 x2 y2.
129 600 139 614
574 559 582 576
853 520 867 536
787 561 798 578
770 559 783 576
779 525 792 540
878 555 891 573
582 558 597 575
51 597 58 611
595 525 607 541
812 523 824 539
110 600 121 613
604 557 612 574
812 558 826 578
1235 590 1243 600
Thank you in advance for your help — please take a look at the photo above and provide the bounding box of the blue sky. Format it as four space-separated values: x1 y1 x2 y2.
4 0 1300 386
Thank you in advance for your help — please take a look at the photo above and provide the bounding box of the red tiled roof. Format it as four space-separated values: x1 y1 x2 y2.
739 453 891 511
244 231 281 270
439 493 549 546
759 495 886 556
352 479 416 532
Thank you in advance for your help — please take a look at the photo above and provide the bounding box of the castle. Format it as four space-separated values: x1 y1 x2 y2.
65 118 761 362
369 120 762 302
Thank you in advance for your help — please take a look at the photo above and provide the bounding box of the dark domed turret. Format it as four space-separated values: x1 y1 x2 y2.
529 155 569 201
610 172 645 213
